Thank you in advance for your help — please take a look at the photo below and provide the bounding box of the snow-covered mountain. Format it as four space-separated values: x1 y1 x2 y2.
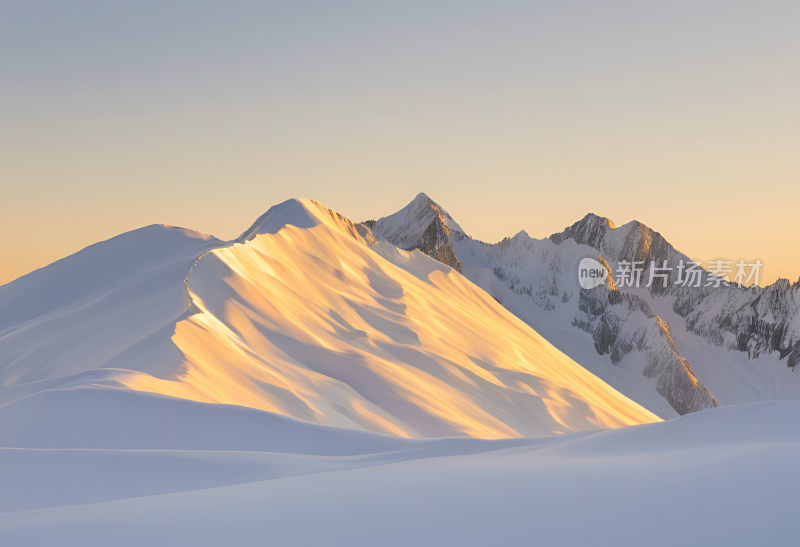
2 194 797 545
365 192 465 272
368 193 800 418
0 198 658 440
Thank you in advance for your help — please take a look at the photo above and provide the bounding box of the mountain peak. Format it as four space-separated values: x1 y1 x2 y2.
550 212 615 247
366 193 464 271
369 193 465 247
237 198 323 242
550 212 690 273
580 212 616 230
403 192 463 232
411 191 434 205
513 229 531 239
237 198 373 245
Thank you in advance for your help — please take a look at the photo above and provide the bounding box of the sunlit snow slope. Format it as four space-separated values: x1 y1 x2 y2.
0 199 657 438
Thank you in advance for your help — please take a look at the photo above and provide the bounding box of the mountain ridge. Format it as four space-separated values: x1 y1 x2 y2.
369 193 800 417
0 197 658 439
4 192 798 423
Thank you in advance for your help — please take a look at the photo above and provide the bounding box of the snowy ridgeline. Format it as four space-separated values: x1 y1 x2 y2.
0 195 798 544
0 198 658 440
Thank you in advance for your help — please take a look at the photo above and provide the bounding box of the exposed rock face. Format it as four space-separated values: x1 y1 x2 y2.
479 232 719 415
415 214 462 272
552 214 686 293
569 273 717 414
369 201 800 418
367 193 463 272
556 214 800 371
647 317 718 414
674 277 800 368
550 213 615 249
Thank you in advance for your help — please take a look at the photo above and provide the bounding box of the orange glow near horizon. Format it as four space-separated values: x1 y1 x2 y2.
2 187 796 288
2 2 798 286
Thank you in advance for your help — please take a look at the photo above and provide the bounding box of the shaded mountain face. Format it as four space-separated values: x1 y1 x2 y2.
369 196 800 417
365 193 463 272
551 214 681 273
551 214 800 368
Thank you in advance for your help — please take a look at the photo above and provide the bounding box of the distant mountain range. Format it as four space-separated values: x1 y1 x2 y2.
1 192 797 439
366 193 800 417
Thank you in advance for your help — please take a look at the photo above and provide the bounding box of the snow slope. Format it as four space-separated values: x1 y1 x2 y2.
1 196 796 545
0 224 222 390
0 399 796 546
0 198 657 439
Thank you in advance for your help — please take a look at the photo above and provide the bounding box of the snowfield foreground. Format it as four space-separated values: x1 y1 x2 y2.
1 197 797 544
0 399 797 546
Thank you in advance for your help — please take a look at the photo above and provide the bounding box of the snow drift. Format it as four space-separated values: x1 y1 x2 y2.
0 400 796 546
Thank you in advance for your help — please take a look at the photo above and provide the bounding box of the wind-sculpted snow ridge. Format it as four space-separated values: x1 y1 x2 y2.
129 198 656 437
1 195 795 545
0 198 657 439
371 194 800 418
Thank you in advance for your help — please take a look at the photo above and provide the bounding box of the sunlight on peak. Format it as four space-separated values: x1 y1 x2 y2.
124 214 659 439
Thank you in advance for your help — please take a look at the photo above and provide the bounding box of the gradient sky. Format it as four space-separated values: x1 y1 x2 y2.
2 0 798 286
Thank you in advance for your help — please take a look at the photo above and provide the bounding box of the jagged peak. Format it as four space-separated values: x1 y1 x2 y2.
513 229 531 240
560 213 666 238
403 192 464 233
498 229 533 246
369 192 465 248
550 212 615 247
765 277 793 292
549 213 688 267
623 218 659 236
581 212 616 230
410 191 434 207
